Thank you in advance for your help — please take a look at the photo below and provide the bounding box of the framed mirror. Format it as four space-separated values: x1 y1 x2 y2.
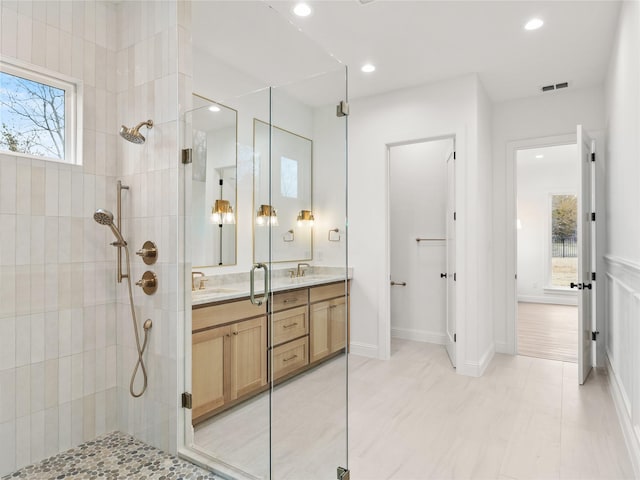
253 119 313 263
190 94 238 267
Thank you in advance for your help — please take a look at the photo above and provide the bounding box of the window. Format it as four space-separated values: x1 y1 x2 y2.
550 194 577 287
280 156 298 198
0 59 82 164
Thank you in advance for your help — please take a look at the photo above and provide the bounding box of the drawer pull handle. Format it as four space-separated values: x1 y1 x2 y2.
283 298 298 303
283 355 298 362
283 323 298 329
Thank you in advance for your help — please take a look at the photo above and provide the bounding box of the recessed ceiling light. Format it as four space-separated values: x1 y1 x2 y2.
208 105 221 112
525 18 544 30
361 63 376 73
535 154 544 159
293 3 312 17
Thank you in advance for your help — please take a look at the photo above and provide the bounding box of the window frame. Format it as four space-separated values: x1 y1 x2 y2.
0 57 83 165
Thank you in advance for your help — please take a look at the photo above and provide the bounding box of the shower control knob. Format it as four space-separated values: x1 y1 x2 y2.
136 271 158 295
136 241 158 265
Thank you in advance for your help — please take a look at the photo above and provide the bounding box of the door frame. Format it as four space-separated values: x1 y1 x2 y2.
384 134 456 361
507 133 578 356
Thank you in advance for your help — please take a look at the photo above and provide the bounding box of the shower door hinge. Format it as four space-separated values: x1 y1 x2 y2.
336 100 349 117
592 331 600 341
181 392 192 409
337 466 350 480
591 212 596 221
591 152 596 162
181 148 193 165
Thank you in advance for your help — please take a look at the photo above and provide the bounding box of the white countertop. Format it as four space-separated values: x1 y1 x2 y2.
192 273 349 306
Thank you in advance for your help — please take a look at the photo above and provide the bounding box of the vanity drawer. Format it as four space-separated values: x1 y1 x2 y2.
309 281 348 303
273 337 309 380
271 290 308 312
272 306 308 346
193 299 263 331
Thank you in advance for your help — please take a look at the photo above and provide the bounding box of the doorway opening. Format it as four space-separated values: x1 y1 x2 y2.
387 136 456 366
516 143 578 363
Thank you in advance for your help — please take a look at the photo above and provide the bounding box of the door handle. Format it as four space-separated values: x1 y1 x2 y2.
250 263 269 306
390 281 406 286
583 283 592 290
570 282 583 290
440 273 447 278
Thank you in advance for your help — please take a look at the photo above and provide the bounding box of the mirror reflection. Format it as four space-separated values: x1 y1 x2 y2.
253 119 313 263
191 95 237 267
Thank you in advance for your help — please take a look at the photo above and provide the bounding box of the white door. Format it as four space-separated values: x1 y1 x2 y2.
445 150 456 366
389 139 452 346
576 125 594 385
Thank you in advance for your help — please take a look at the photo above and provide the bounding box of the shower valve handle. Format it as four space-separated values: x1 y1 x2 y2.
136 241 158 265
136 271 158 295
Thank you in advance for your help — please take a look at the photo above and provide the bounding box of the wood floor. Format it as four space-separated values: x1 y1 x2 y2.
195 339 634 479
518 302 578 363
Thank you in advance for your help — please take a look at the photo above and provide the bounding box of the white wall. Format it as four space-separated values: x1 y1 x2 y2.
0 2 119 475
603 1 640 475
517 145 578 305
389 140 450 344
491 86 605 356
349 74 495 377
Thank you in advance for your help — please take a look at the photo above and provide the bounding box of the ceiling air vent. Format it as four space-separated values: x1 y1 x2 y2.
541 81 570 93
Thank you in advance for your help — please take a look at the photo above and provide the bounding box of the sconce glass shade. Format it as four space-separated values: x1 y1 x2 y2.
211 199 235 224
256 204 278 226
296 209 315 227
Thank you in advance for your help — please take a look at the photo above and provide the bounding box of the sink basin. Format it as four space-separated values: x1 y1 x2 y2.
192 287 242 296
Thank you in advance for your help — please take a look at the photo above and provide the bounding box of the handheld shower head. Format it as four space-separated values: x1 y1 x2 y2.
94 208 127 246
119 120 153 144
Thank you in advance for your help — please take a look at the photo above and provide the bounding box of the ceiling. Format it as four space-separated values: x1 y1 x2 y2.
193 1 621 104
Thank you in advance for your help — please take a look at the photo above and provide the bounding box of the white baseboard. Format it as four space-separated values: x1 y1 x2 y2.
458 343 495 377
517 295 577 306
391 327 447 345
494 341 513 355
606 353 640 478
349 341 379 359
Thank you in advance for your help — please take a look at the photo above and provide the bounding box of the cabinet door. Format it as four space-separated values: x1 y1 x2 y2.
230 316 267 399
192 326 230 420
329 296 347 353
310 301 331 363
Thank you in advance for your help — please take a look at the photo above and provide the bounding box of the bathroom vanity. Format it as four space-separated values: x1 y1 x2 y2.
191 275 350 425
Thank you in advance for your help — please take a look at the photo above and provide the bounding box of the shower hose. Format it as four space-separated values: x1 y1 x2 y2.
123 244 152 398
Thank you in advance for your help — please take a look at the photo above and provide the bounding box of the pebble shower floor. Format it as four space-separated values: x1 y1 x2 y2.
3 431 221 480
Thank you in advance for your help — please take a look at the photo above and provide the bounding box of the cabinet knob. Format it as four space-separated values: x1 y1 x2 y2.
233 331 238 335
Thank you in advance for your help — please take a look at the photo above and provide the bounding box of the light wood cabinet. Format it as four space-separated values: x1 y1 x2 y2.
192 312 267 423
192 280 348 424
310 284 348 364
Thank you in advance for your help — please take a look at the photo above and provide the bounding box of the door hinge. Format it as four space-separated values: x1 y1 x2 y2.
591 152 596 162
591 212 596 221
591 272 596 281
454 333 457 342
337 466 350 480
592 331 600 341
453 151 456 160
453 212 457 221
453 273 457 281
181 392 192 409
181 148 193 165
336 100 349 117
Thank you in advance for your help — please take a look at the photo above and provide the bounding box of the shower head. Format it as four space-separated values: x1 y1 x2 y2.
94 208 127 246
119 120 153 144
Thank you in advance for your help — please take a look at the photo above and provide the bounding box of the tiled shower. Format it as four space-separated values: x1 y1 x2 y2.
0 1 190 476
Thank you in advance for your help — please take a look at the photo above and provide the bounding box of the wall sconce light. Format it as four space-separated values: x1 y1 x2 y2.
283 229 295 242
296 209 315 227
256 204 278 226
211 199 235 224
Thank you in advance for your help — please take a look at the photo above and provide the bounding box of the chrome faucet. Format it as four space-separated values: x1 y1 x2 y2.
296 263 310 277
192 271 205 291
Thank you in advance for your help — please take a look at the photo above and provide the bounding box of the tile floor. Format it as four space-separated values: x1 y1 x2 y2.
518 302 578 363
